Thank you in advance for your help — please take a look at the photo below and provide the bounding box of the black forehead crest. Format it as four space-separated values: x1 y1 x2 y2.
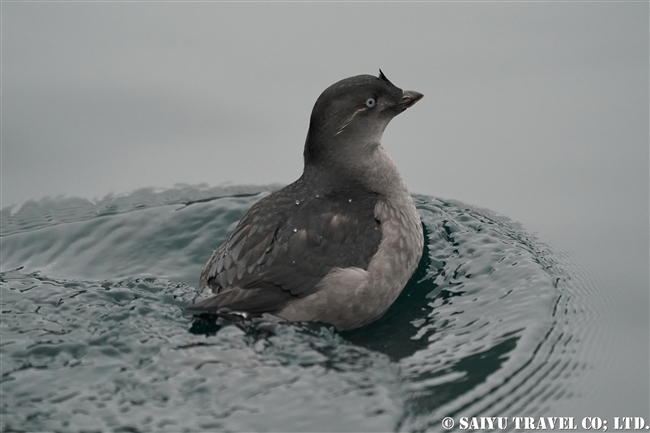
378 69 393 85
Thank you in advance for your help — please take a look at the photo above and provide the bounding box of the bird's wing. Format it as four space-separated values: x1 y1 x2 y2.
190 184 382 314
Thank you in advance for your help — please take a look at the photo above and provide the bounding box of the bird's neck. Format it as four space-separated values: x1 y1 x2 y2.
302 141 409 199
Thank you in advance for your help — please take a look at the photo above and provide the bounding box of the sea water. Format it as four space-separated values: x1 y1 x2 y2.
1 185 598 432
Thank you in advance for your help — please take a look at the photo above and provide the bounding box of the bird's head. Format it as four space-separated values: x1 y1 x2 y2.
303 71 423 169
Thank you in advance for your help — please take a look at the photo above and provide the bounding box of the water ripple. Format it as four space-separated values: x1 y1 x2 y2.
1 186 597 432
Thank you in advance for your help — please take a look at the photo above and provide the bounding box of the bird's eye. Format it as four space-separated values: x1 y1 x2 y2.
365 97 376 108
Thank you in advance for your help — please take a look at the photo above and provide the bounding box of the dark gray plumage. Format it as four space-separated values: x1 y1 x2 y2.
189 71 424 330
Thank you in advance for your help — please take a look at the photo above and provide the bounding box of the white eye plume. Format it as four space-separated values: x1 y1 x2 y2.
335 97 379 136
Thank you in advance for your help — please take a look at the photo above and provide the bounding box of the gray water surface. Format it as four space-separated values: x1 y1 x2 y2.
1 186 603 432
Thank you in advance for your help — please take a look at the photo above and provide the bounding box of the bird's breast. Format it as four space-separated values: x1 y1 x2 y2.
367 195 424 305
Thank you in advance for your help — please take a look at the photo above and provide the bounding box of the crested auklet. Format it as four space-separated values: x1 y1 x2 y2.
189 71 424 330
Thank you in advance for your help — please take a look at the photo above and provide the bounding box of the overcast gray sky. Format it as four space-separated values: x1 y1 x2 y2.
3 3 648 273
